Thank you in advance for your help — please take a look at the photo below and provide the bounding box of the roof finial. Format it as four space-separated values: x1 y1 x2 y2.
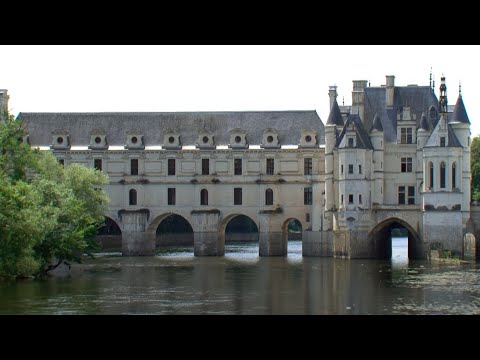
459 81 462 96
368 80 371 87
432 74 435 93
429 67 432 88
342 96 344 106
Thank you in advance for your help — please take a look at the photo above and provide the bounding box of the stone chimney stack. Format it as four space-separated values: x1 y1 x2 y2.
352 80 367 124
328 85 338 110
0 89 9 122
386 75 395 108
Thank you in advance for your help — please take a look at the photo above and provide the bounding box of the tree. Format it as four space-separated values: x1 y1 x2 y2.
0 114 109 278
471 135 480 202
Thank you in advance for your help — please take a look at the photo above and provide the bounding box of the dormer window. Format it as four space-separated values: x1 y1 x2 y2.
299 129 317 148
51 129 71 150
261 128 279 149
348 137 355 147
440 137 446 147
400 128 413 144
163 129 181 150
196 131 215 149
229 128 248 149
89 129 108 150
125 129 145 150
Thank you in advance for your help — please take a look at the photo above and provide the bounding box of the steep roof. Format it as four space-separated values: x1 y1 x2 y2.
370 113 383 132
424 114 463 148
336 113 374 149
419 112 429 130
326 99 344 126
18 111 325 147
449 95 470 124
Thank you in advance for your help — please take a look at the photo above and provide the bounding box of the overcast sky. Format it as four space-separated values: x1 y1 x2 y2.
1 45 479 136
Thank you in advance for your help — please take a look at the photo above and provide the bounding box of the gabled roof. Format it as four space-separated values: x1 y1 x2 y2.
424 114 463 148
449 95 470 124
336 114 374 150
370 113 383 132
326 99 344 126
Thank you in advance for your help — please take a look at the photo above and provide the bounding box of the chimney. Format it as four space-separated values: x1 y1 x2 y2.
328 85 338 109
352 80 367 124
386 75 395 108
0 89 9 122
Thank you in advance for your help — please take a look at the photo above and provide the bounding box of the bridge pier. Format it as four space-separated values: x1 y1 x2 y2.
302 230 333 256
120 211 155 256
192 211 224 256
259 213 286 256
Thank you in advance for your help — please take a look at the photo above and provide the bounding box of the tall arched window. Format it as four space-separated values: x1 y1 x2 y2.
200 189 208 205
265 188 273 205
440 161 446 189
428 162 434 189
452 162 457 190
129 189 137 205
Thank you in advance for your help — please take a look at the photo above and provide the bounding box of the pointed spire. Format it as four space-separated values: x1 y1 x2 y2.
371 113 383 132
326 99 344 126
429 67 432 88
419 112 429 130
459 81 462 96
449 94 470 124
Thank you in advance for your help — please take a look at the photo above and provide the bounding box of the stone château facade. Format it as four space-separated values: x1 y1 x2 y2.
10 75 477 258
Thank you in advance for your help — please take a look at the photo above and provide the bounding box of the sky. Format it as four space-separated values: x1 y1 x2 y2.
1 45 479 136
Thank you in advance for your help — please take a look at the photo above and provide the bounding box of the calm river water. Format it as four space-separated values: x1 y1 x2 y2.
1 239 480 314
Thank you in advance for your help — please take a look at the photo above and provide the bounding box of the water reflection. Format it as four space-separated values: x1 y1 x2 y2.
0 241 479 314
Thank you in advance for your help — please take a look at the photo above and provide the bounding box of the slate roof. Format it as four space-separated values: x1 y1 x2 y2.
419 112 429 131
18 111 325 147
326 99 344 126
449 95 470 124
370 113 383 132
424 114 463 148
336 114 374 150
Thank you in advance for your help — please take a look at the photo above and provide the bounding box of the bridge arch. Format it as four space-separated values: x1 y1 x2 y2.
147 212 194 247
95 216 122 250
219 214 259 244
369 217 422 259
282 218 303 241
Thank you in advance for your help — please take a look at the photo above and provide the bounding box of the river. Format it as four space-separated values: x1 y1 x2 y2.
1 239 479 314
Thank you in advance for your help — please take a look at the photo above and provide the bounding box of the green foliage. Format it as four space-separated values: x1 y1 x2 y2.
0 113 110 278
471 136 480 202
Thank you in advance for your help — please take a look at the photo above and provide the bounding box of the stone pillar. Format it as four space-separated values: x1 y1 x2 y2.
463 233 476 261
121 210 154 256
259 213 286 256
192 211 223 256
302 230 333 256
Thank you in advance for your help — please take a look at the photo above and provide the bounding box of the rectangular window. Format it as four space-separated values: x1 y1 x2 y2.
94 159 102 171
168 159 175 176
168 188 176 205
306 213 310 223
358 164 362 174
348 138 354 147
202 158 209 175
304 158 313 175
341 194 344 205
348 194 354 204
440 137 446 147
341 165 344 174
304 187 312 205
398 186 406 204
234 158 242 175
348 164 353 174
234 188 242 205
131 159 138 175
401 157 413 172
359 194 362 204
266 158 274 175
58 159 65 168
401 128 413 144
407 186 415 205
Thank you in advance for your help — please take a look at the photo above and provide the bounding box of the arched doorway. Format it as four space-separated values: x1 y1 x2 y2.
369 218 422 260
156 214 194 247
95 217 122 250
282 218 303 257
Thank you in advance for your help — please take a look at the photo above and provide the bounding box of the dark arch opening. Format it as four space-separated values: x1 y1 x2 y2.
285 219 302 241
95 217 122 250
370 218 422 260
156 214 194 247
225 215 259 243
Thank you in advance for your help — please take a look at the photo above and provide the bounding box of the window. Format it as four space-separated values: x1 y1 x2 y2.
129 189 137 205
358 164 362 174
348 194 354 204
401 157 412 172
200 189 208 205
202 158 209 175
94 159 102 171
348 138 354 147
440 137 446 147
234 158 242 175
265 188 273 205
341 194 344 205
234 188 242 205
398 186 415 204
440 161 446 188
168 188 176 205
429 162 434 189
168 159 175 176
452 162 456 189
306 213 310 223
400 128 413 144
266 158 274 175
359 194 362 204
341 165 344 174
131 159 138 175
304 187 312 205
348 164 353 174
58 159 64 167
304 158 312 175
